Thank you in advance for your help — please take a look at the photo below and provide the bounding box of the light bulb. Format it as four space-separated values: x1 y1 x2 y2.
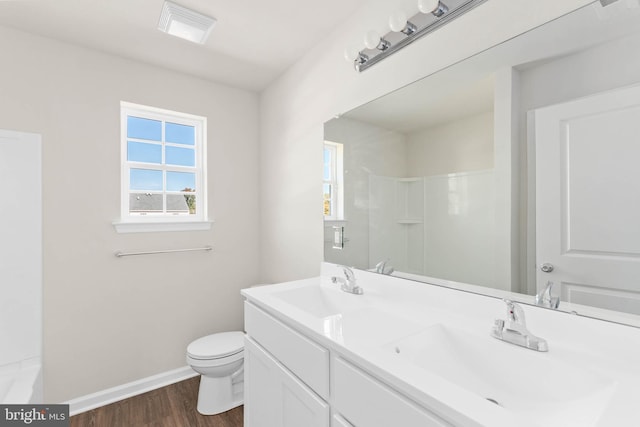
389 11 408 32
344 46 360 62
363 30 382 50
418 0 439 14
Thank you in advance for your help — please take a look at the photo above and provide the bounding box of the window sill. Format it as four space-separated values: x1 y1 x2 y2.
112 220 213 234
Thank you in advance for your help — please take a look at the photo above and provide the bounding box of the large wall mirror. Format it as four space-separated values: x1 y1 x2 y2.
324 0 640 327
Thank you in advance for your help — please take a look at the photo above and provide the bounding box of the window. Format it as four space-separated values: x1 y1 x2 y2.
114 102 210 232
323 141 344 220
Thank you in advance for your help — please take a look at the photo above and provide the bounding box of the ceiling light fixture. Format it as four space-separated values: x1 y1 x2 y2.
158 1 216 45
346 0 487 72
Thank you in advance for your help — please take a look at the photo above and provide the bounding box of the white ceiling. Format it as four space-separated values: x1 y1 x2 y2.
344 73 495 133
0 0 369 91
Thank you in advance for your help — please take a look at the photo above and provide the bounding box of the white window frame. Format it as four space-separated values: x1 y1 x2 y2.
323 140 344 221
113 101 211 233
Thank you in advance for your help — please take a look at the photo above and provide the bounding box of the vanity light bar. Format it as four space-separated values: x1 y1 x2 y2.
352 0 488 72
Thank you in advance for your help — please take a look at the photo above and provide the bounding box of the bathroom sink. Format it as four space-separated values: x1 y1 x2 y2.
271 285 426 345
271 284 364 318
385 324 617 427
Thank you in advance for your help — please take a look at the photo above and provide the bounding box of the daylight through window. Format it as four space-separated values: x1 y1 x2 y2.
323 141 344 220
120 102 207 221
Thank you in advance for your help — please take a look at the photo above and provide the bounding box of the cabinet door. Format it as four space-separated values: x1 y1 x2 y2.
245 337 330 427
244 336 279 426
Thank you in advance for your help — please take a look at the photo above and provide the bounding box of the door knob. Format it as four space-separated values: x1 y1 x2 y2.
540 263 554 273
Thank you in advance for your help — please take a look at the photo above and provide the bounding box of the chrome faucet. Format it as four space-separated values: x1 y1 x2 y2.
331 265 363 295
535 281 559 309
375 259 394 275
491 300 548 352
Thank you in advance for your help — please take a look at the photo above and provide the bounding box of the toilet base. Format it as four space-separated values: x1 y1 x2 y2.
196 375 244 415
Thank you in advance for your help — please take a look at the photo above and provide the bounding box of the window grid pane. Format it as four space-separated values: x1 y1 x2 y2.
166 171 196 192
167 194 196 214
128 141 162 164
123 105 203 219
166 145 195 167
129 193 163 214
166 122 195 146
130 168 163 191
323 183 333 216
323 147 333 181
127 116 162 141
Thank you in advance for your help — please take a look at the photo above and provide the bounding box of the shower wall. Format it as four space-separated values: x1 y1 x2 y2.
0 129 42 366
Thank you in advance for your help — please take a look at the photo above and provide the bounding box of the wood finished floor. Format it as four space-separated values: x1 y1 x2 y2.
70 377 243 427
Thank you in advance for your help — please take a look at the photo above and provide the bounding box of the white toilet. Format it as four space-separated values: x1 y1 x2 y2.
186 331 245 415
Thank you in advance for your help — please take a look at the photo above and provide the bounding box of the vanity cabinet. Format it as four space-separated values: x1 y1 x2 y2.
244 301 330 427
244 337 329 427
244 301 451 427
244 300 330 398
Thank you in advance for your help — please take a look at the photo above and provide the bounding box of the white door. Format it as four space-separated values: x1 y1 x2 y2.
535 84 640 315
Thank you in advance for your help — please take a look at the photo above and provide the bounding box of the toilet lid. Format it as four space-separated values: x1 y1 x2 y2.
187 331 244 360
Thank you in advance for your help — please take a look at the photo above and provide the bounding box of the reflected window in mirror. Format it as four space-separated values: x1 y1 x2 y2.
323 141 344 220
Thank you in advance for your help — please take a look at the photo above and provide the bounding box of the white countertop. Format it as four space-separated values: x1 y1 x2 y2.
241 263 640 427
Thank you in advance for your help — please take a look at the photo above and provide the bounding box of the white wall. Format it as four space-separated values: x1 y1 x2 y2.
0 26 260 402
259 0 592 283
519 32 640 113
406 111 494 177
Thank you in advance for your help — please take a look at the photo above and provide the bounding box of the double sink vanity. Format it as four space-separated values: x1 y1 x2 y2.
242 263 640 427
241 2 640 425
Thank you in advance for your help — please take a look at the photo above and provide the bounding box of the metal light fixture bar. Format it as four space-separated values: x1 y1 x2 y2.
355 0 488 72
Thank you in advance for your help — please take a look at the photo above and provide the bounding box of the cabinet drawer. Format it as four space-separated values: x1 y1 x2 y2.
333 356 452 427
245 301 330 399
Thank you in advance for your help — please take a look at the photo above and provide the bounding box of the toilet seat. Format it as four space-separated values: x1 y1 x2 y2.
187 331 244 361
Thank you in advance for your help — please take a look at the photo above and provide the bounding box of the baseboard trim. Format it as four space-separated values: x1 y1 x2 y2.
65 366 199 416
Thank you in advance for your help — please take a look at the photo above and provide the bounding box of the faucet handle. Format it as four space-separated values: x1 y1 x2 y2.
336 265 363 295
535 281 560 309
331 276 346 285
503 299 526 326
493 300 548 352
340 265 356 283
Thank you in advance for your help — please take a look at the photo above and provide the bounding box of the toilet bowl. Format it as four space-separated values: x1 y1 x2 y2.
186 331 244 415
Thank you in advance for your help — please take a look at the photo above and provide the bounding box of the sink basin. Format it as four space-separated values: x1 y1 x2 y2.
271 284 364 318
271 285 425 345
385 324 617 427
